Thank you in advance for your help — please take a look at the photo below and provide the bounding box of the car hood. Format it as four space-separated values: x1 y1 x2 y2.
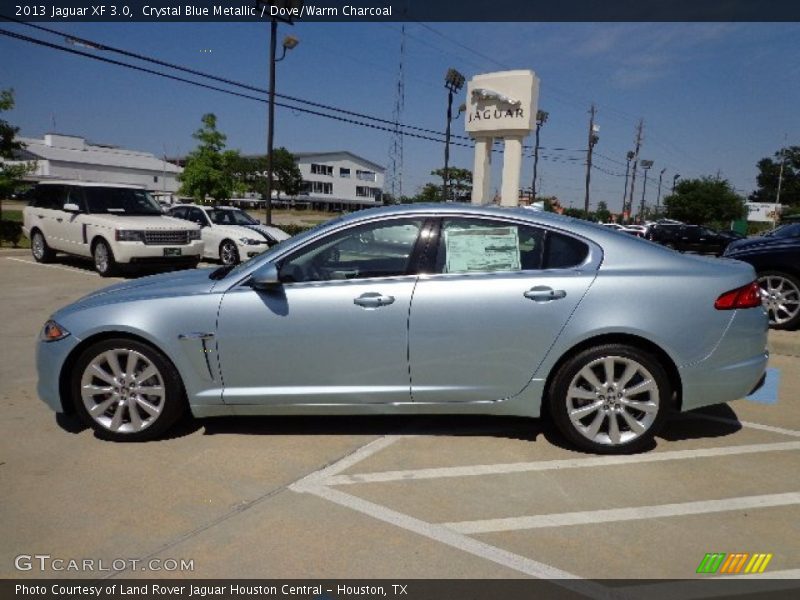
57 268 218 316
89 214 200 230
725 235 800 255
211 224 269 241
242 224 291 242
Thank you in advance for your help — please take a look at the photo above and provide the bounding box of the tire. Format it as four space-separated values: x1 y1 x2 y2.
71 338 186 442
30 230 55 263
219 240 240 266
548 344 673 454
93 239 118 277
757 271 800 330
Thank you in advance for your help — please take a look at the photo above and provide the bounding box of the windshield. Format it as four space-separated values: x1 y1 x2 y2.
765 223 800 238
207 208 259 226
84 188 163 215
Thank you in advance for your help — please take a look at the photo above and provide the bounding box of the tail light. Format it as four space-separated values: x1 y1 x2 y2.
714 281 762 310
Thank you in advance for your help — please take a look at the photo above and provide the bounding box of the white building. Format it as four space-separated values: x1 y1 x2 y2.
292 151 385 211
10 134 182 192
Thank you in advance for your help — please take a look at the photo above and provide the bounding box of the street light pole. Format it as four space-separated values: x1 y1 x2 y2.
639 160 653 222
443 68 465 203
532 110 548 201
656 168 666 216
584 104 599 218
672 173 680 194
259 1 301 225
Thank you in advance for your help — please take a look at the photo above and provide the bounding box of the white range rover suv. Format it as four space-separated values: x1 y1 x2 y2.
22 181 204 276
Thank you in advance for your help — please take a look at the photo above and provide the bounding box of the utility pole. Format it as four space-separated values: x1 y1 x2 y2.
672 173 680 194
626 119 644 224
656 168 666 216
775 135 788 229
638 160 654 222
622 150 634 220
583 104 599 218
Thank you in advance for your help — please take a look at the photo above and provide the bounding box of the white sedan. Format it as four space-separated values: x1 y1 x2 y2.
168 205 290 265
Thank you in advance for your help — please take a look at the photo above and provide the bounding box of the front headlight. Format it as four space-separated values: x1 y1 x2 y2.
188 229 202 241
41 320 70 342
239 238 265 245
115 230 145 242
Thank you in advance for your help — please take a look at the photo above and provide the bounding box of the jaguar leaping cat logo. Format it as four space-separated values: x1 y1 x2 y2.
471 88 521 107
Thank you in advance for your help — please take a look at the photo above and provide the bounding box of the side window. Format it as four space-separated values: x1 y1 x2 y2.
170 207 188 220
188 208 207 226
279 218 424 283
66 187 87 212
34 186 66 210
543 231 590 269
433 218 544 274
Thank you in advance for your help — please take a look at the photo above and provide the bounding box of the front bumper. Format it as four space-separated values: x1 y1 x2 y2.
113 240 204 264
36 334 81 413
237 241 270 259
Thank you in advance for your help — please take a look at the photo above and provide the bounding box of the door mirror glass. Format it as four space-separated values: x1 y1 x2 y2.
63 203 80 213
250 263 280 289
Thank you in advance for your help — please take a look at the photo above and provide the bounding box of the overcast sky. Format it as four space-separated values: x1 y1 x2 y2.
2 21 798 210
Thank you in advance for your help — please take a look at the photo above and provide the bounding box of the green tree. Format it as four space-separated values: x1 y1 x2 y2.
430 167 472 202
179 114 239 203
750 146 799 209
664 177 745 225
232 148 302 202
562 207 587 219
0 89 33 221
414 183 442 203
594 200 611 223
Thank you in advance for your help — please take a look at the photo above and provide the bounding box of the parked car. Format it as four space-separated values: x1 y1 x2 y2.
22 181 203 276
168 204 290 265
36 204 767 453
623 225 648 238
648 223 734 255
724 223 800 329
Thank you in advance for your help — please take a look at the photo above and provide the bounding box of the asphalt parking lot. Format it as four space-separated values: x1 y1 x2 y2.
1 247 798 592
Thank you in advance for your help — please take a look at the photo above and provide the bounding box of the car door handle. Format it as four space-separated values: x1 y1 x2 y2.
37 214 44 219
524 287 567 302
354 293 395 308
56 218 63 222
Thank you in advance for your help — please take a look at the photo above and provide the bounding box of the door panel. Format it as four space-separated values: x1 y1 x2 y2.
216 278 416 405
409 271 594 403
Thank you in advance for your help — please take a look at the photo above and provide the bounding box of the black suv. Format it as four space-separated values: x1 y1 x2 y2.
648 223 737 255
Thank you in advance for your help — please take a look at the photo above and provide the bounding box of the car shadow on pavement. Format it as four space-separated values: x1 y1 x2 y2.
659 403 742 442
199 414 553 443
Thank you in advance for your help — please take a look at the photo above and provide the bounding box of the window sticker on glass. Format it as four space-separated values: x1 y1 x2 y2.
444 226 521 273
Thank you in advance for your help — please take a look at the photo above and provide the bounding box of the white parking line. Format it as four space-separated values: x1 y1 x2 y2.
300 484 619 599
443 492 800 534
5 256 101 275
325 441 800 486
687 412 800 439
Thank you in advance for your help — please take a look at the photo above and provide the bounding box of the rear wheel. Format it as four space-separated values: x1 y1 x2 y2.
757 271 800 330
549 344 672 454
71 338 186 442
219 240 240 266
93 239 118 277
31 230 55 263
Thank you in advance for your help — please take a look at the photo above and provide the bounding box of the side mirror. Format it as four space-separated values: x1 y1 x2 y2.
63 203 80 212
250 263 280 290
254 219 262 224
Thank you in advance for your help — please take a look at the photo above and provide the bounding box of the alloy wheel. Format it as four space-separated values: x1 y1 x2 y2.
566 355 660 446
758 274 800 327
32 233 45 260
94 243 109 273
80 349 165 434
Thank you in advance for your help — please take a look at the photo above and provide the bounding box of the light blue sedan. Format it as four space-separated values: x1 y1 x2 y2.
36 204 768 453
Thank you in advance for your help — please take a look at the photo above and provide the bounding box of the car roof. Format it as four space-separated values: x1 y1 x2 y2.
170 204 243 211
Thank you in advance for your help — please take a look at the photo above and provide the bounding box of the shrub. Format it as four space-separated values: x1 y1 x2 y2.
0 219 22 247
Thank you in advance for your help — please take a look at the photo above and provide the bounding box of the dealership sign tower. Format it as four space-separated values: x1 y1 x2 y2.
465 70 540 206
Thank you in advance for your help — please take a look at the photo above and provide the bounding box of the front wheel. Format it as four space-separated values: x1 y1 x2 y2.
93 239 118 277
71 338 186 441
758 271 800 330
549 344 672 454
219 240 240 266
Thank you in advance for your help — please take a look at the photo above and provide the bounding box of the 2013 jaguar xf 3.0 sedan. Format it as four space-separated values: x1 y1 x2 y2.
36 204 768 453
